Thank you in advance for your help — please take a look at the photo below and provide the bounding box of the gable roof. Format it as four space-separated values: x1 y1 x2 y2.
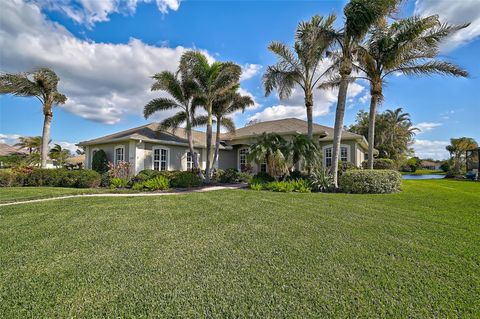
221 118 363 141
0 143 28 156
78 123 228 149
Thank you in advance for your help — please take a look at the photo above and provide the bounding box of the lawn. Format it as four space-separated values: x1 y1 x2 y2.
400 169 446 175
0 180 479 317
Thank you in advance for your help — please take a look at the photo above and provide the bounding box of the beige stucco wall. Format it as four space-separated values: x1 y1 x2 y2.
142 142 207 171
85 142 130 169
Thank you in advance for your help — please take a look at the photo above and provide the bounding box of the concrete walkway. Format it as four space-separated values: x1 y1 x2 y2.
0 184 247 207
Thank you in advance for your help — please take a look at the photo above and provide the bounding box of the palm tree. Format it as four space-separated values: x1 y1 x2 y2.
263 15 336 139
14 136 42 154
320 0 400 188
287 134 319 172
49 144 70 166
383 108 418 160
144 69 203 178
0 68 67 168
197 89 254 169
355 16 468 169
179 51 242 183
248 133 289 180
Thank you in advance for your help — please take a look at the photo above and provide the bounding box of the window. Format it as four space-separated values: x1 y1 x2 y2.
325 148 332 167
153 148 168 171
187 151 198 170
364 153 368 161
260 158 267 173
341 147 348 162
114 146 124 165
324 146 348 167
239 148 249 171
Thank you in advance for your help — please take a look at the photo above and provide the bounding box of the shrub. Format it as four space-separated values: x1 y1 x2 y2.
289 179 312 193
100 172 111 187
249 183 263 191
362 158 396 170
68 170 101 188
440 161 450 172
132 182 145 191
286 170 308 180
237 172 252 183
252 172 274 183
143 176 169 191
308 167 334 192
264 181 295 192
170 171 202 188
110 177 129 189
0 168 101 188
108 161 132 180
0 170 15 187
218 168 240 183
340 170 402 194
92 150 108 173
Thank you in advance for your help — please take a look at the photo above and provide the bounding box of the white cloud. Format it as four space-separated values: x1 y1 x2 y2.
248 82 364 122
240 64 262 81
0 133 22 145
359 92 369 104
414 0 480 52
34 0 180 28
412 139 449 160
416 122 442 134
0 0 210 124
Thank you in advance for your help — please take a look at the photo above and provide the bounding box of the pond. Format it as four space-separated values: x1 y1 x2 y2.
402 174 446 180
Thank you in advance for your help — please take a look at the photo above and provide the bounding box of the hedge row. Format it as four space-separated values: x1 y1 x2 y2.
0 169 101 188
340 170 402 194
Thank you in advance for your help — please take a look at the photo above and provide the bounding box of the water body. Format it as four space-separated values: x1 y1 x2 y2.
402 174 446 180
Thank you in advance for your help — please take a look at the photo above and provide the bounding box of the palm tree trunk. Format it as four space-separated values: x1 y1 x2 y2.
367 95 378 169
41 110 52 168
212 118 221 169
205 101 213 183
331 76 350 188
305 89 314 139
186 120 204 180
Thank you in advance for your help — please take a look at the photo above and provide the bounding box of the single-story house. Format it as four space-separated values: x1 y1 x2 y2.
420 160 442 170
78 118 371 175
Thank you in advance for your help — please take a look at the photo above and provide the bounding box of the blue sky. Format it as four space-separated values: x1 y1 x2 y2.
0 0 479 159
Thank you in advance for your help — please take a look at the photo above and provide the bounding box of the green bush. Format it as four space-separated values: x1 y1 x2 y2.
308 167 334 192
362 158 396 170
252 172 274 183
249 183 263 191
143 176 169 191
0 170 15 187
110 177 129 189
264 181 295 192
0 168 101 188
131 182 145 191
218 168 240 183
170 171 202 188
289 179 312 193
92 150 109 174
340 170 402 194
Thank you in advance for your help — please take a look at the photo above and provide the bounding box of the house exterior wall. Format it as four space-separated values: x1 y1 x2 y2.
218 149 237 170
85 142 130 169
142 142 206 171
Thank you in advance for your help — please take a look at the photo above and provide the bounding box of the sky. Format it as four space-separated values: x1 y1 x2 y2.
0 0 479 160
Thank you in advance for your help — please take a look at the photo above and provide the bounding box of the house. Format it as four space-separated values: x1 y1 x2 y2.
78 118 371 175
420 160 442 170
0 143 28 156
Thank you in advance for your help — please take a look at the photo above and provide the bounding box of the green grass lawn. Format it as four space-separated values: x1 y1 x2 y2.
1 180 479 317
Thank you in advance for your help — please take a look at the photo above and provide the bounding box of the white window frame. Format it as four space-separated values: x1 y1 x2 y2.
114 145 125 166
238 147 249 172
323 145 350 167
260 158 267 173
152 146 169 171
186 150 199 171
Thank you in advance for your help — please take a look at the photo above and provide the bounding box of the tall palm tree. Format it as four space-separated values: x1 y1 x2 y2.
179 51 242 183
355 16 468 169
263 14 336 139
14 136 43 154
144 69 203 178
320 0 400 188
0 68 67 168
383 108 418 160
197 89 254 169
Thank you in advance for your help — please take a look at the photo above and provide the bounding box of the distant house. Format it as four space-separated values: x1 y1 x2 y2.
78 118 372 175
0 143 28 156
420 160 442 170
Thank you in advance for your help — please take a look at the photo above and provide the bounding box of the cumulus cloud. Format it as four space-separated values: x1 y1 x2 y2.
0 0 216 124
34 0 180 28
414 0 480 51
0 133 22 145
248 82 364 122
240 64 262 81
412 139 450 160
416 122 442 134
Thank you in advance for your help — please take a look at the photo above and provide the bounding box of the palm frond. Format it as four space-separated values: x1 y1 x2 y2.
151 71 186 104
396 61 468 77
159 111 187 133
143 98 181 119
220 117 236 133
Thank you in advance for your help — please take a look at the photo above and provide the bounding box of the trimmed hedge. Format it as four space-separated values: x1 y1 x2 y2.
170 171 202 188
340 169 402 194
362 158 396 170
0 168 101 188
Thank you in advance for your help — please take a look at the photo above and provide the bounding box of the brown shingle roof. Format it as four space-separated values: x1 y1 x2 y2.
221 118 363 141
0 143 28 156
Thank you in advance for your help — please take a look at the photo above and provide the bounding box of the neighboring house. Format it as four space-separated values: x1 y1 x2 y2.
420 160 442 170
78 118 371 175
0 143 28 156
